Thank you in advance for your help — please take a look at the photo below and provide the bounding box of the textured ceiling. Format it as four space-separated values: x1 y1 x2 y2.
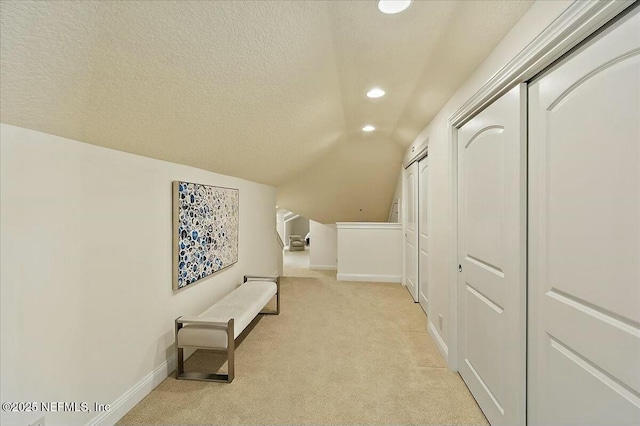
1 0 533 223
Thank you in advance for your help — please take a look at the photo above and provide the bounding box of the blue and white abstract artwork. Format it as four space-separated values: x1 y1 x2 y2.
173 181 239 290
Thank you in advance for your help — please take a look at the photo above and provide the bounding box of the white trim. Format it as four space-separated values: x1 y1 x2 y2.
448 123 459 372
309 264 337 270
447 0 635 373
336 273 401 283
448 0 634 127
428 321 449 361
401 168 407 287
283 212 299 222
335 222 402 230
403 136 430 168
86 355 176 426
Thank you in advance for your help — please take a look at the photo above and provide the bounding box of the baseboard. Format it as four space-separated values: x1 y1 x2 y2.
427 320 449 362
309 264 337 270
86 354 176 426
336 273 401 283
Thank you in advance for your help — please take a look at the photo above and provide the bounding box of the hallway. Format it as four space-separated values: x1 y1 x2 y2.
283 248 310 270
119 269 487 425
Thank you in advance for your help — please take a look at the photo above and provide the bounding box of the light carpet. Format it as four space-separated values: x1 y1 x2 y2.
118 268 488 425
283 249 310 269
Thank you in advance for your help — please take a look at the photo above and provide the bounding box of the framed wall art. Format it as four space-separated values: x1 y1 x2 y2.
172 181 239 290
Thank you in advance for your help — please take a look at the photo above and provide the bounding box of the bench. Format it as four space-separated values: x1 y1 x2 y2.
174 275 280 383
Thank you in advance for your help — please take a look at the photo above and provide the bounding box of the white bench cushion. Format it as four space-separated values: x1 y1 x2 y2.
177 280 277 349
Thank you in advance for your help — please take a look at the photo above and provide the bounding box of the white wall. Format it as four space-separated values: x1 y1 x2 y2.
291 216 309 238
387 172 403 223
336 223 402 283
284 218 293 246
0 124 278 426
400 0 572 359
276 211 286 244
283 215 309 246
392 169 402 209
309 221 337 270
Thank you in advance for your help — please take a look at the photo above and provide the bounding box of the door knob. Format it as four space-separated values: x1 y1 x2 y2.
459 264 462 272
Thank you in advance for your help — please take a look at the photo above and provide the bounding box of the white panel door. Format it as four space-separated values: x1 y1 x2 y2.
404 161 419 302
458 84 526 425
528 8 640 426
418 156 430 315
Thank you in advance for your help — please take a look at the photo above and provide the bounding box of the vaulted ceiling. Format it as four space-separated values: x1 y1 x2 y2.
1 0 532 223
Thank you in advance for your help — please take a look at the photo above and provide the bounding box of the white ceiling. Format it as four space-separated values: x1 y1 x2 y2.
0 0 533 223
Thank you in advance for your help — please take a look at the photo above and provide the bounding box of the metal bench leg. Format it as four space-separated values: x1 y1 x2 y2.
227 321 235 382
175 318 184 378
175 318 235 383
276 276 280 315
259 276 280 315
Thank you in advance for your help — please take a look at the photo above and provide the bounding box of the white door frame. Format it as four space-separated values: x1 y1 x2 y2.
403 137 429 287
445 0 634 371
417 153 430 317
403 161 419 301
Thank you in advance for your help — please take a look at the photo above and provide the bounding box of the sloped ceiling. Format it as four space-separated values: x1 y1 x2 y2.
0 0 533 224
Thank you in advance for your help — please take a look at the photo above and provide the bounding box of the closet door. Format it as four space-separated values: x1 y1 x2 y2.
404 161 419 302
418 156 430 315
458 84 527 425
528 8 640 425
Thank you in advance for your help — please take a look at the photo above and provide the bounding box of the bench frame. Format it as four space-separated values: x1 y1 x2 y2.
174 275 280 383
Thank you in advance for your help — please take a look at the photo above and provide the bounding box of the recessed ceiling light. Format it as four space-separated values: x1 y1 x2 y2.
367 88 385 98
378 0 412 15
362 125 375 132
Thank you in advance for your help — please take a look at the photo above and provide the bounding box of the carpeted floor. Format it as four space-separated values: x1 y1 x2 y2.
283 248 310 269
118 268 488 425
